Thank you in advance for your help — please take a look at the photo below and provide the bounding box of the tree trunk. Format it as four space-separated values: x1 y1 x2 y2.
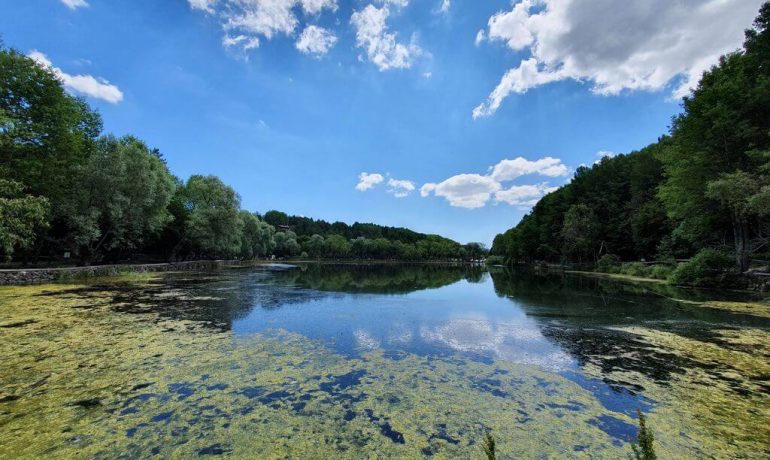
732 215 751 272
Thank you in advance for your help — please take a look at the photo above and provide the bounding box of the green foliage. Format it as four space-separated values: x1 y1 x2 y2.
485 255 505 266
629 409 656 460
649 265 674 280
491 4 770 275
238 211 274 259
669 249 734 286
482 432 496 460
620 262 651 278
596 254 621 273
0 179 49 261
60 135 175 260
175 175 242 259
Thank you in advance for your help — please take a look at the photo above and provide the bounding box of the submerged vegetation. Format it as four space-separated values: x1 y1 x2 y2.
490 4 770 285
1 266 768 458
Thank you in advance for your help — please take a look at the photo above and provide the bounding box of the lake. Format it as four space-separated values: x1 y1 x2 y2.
1 263 769 458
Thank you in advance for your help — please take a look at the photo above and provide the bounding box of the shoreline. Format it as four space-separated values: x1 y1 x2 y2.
0 259 483 286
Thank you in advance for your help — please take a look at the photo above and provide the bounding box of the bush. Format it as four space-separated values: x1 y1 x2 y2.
620 262 652 278
485 255 505 266
596 254 621 273
669 249 734 286
649 265 674 280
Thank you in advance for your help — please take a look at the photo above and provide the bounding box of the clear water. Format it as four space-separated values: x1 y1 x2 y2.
1 264 769 458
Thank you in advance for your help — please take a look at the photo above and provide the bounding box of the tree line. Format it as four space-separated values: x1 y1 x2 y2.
0 46 485 265
490 3 770 275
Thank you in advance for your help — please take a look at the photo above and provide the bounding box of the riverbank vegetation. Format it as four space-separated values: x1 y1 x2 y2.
490 4 770 286
0 46 484 266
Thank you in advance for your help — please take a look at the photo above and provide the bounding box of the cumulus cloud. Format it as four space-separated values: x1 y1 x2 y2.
296 25 337 56
28 51 123 103
495 183 558 207
60 0 88 9
188 0 216 12
420 174 501 209
355 172 385 191
474 0 764 117
489 156 569 182
421 156 567 209
189 0 337 52
438 0 450 14
350 4 422 71
387 178 416 198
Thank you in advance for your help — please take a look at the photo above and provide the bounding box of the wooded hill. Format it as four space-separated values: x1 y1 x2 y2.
490 3 770 274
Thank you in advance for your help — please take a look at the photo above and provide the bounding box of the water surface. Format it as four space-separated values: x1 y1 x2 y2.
1 264 769 458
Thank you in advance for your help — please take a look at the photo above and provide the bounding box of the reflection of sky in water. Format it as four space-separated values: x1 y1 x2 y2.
233 276 575 371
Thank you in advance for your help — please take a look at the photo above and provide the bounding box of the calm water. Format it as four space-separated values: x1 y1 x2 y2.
1 264 769 458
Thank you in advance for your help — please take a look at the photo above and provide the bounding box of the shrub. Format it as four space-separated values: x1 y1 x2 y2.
485 255 505 266
669 249 734 286
649 265 674 280
620 262 652 278
597 254 621 273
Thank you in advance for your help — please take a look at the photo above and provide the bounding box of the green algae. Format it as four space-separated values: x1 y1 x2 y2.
591 326 770 459
0 281 629 459
2 276 770 459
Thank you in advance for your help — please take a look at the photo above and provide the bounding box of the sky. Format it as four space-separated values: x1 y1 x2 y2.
0 0 764 244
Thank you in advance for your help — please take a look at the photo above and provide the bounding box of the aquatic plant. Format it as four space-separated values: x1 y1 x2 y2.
482 432 496 460
629 409 656 460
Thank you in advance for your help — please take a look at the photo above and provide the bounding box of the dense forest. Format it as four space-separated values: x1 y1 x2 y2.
491 4 770 278
0 46 484 265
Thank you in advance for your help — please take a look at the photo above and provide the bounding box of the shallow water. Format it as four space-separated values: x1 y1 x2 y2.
1 264 769 458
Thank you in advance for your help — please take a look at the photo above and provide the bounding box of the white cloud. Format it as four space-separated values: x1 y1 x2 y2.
188 0 216 13
421 156 568 209
473 58 564 119
474 0 764 117
60 0 88 9
355 172 385 191
495 183 557 207
350 5 422 71
223 34 260 50
474 29 486 46
420 174 501 209
296 25 337 56
438 0 450 14
488 156 569 182
379 0 409 7
191 0 337 53
28 51 123 104
387 178 415 198
301 0 337 15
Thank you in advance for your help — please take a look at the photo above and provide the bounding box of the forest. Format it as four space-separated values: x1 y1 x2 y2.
490 5 770 283
0 46 484 266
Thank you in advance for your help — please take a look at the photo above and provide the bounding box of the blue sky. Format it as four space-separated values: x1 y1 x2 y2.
1 0 763 244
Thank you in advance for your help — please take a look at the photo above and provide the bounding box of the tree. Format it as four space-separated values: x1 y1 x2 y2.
0 179 48 261
304 234 325 258
59 136 175 261
264 210 289 227
0 48 101 238
657 6 770 271
274 231 300 257
174 175 242 259
238 211 275 259
561 204 600 264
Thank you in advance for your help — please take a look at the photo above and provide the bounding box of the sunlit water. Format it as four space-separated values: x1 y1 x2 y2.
1 264 769 458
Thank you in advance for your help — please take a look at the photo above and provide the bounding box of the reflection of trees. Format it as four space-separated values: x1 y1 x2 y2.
271 263 486 295
488 267 770 388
